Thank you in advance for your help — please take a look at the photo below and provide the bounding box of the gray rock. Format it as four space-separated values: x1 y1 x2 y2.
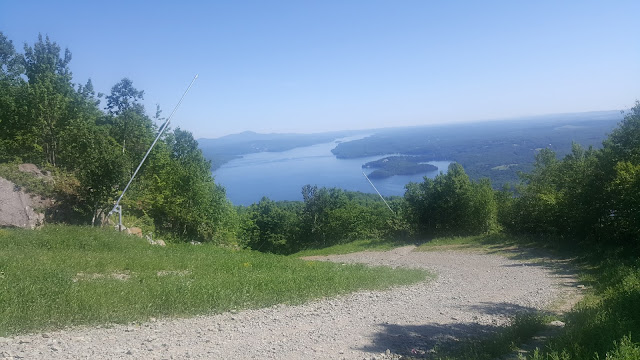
0 177 46 229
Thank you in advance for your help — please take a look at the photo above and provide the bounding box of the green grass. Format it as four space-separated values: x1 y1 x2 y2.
0 226 428 336
527 256 640 360
292 237 414 257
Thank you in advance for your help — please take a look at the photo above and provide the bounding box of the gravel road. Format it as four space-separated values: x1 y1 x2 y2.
0 246 578 359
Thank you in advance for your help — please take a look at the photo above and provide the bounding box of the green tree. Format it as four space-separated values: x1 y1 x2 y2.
598 103 640 245
70 123 128 225
300 186 349 248
18 34 76 166
404 163 496 236
0 32 25 161
130 128 235 242
469 178 499 233
26 71 70 165
242 197 299 253
22 34 72 84
607 161 640 244
508 148 562 234
104 78 152 157
0 32 23 81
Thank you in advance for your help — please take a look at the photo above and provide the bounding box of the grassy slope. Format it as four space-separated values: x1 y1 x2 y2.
0 226 427 336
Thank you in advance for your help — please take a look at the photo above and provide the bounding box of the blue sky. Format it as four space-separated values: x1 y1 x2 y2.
2 1 639 138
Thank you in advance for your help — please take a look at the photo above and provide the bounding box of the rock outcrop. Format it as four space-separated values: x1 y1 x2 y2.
0 176 45 229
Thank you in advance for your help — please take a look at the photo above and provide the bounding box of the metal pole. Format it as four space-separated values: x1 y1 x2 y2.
362 172 395 215
109 74 198 217
117 205 122 232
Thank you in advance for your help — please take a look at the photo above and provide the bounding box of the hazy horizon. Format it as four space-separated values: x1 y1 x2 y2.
199 109 624 140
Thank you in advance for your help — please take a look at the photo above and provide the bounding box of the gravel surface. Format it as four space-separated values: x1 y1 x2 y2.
0 246 577 359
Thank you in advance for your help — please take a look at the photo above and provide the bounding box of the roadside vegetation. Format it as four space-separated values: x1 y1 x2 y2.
1 31 639 358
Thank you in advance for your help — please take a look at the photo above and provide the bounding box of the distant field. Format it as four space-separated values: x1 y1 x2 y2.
0 226 427 336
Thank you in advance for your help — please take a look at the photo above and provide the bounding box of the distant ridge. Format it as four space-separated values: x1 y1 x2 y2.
200 110 623 173
201 110 623 143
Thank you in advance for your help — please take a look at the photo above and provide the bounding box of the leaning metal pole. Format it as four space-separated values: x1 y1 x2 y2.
108 74 198 229
362 171 395 215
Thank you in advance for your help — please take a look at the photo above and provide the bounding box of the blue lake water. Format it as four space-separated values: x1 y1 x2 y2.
213 136 451 206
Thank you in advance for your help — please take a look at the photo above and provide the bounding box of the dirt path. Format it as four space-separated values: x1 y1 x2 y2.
0 246 578 359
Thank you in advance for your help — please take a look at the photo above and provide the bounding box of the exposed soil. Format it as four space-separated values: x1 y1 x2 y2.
0 246 580 359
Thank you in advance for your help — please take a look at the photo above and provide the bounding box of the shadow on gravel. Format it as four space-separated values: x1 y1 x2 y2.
500 261 577 278
359 302 546 357
359 322 501 357
463 301 542 316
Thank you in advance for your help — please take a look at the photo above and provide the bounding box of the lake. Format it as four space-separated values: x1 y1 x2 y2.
212 136 451 206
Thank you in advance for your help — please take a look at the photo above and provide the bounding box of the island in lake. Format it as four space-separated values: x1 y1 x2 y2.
363 156 439 179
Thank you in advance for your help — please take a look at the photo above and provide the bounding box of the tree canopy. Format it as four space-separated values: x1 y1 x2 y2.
0 32 235 242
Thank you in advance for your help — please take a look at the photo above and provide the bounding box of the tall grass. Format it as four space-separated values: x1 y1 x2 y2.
528 256 640 360
0 226 428 336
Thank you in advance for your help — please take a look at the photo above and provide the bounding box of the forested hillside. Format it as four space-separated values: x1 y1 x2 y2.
0 32 236 243
332 113 621 188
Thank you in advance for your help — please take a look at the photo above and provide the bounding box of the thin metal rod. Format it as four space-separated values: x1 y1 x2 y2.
117 205 122 231
362 171 395 214
110 74 198 215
